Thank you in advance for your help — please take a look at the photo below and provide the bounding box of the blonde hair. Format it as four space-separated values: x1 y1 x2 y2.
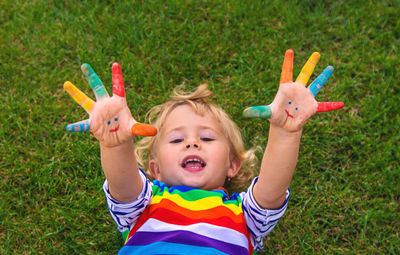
135 84 258 192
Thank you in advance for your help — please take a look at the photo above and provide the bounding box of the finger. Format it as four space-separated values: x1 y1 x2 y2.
131 123 157 136
309 66 334 97
243 105 272 119
81 63 109 100
66 119 90 132
295 52 320 85
112 63 126 97
63 81 95 112
317 102 344 113
280 49 294 84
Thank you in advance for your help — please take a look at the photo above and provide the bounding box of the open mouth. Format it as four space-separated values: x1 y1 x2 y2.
285 109 294 118
181 155 206 171
109 125 120 133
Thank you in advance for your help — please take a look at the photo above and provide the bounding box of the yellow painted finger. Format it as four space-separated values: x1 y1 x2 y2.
63 81 95 112
295 52 320 85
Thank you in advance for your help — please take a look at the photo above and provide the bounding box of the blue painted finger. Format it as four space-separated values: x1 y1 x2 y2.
66 119 90 132
81 63 109 100
309 65 334 97
243 105 272 119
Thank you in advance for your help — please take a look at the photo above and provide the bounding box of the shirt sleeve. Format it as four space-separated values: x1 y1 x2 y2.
102 170 153 234
240 177 290 251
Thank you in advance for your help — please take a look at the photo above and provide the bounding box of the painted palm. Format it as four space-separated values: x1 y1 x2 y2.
63 63 157 147
243 49 344 132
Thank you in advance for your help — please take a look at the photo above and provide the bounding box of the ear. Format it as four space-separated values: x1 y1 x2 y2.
227 157 242 178
149 159 161 180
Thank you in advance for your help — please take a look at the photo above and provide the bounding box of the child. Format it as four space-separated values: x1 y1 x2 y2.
63 49 343 254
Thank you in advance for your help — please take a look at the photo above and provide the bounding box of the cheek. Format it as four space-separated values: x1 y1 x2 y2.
158 146 177 166
214 144 231 165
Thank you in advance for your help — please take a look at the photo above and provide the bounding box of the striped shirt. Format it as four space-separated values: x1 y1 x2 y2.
103 170 289 254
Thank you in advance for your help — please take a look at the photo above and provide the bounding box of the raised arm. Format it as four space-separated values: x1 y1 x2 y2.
63 63 156 202
243 49 343 209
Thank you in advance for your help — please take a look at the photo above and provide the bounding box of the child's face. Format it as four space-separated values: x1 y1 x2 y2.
149 104 241 190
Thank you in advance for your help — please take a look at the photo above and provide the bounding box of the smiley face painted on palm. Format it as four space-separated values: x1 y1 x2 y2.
107 117 120 133
285 100 298 119
278 82 318 125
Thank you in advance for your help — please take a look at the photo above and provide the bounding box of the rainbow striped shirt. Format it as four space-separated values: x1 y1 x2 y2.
103 171 289 254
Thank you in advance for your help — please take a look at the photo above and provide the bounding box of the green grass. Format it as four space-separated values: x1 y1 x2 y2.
1 0 399 254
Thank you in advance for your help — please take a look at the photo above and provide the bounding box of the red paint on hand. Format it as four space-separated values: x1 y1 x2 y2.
317 102 344 113
285 109 294 118
112 63 125 97
109 125 120 133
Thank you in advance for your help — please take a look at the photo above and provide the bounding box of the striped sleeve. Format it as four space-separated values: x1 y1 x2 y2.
240 177 290 251
103 170 153 234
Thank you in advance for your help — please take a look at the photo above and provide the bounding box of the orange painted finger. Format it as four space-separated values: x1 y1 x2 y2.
280 49 294 84
63 81 95 112
295 52 320 85
131 123 157 136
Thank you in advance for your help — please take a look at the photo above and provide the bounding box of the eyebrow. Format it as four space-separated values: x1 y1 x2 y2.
165 125 219 134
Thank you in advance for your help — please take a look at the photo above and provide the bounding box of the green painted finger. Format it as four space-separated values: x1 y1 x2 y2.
243 105 272 119
81 63 109 100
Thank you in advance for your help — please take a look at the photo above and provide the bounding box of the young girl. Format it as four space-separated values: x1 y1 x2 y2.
63 49 343 254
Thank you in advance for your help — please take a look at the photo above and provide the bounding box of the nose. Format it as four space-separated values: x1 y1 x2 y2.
186 143 199 149
185 137 200 149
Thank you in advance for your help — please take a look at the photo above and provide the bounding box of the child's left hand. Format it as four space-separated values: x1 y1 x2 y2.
62 62 157 147
243 49 344 132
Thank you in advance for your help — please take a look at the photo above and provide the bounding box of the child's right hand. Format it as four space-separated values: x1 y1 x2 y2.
243 49 344 132
63 63 157 147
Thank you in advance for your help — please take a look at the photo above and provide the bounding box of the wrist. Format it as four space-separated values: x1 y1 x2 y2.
270 124 302 138
100 139 134 150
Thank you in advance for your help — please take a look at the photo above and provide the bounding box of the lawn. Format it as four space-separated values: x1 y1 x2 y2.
1 0 399 254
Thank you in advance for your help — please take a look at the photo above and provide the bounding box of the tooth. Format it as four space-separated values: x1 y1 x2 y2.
182 158 205 167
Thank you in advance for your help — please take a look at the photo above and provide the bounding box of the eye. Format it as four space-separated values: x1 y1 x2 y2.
201 137 215 142
288 101 292 105
295 107 298 111
107 121 111 125
170 139 184 144
114 117 118 121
